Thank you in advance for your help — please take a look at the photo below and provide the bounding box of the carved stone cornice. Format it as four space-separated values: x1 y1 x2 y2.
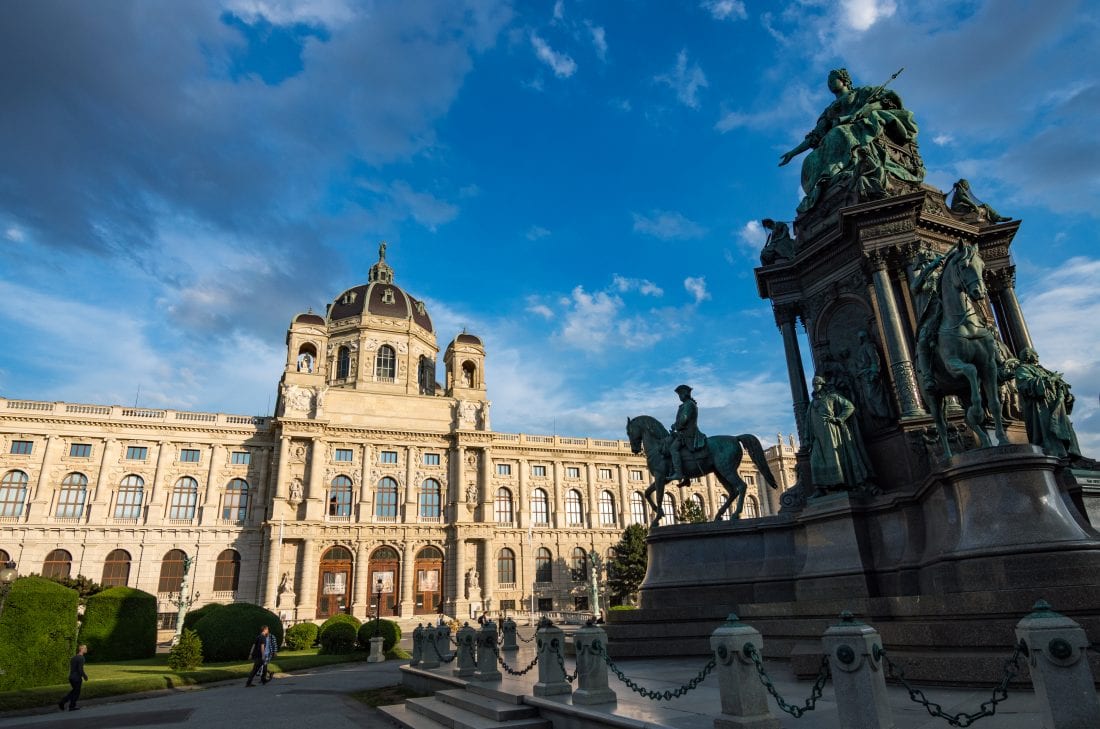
984 265 1017 293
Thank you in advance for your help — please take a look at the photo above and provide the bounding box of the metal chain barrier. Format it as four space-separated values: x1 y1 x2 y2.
552 644 578 683
515 628 536 643
594 639 715 701
427 635 457 664
875 643 1025 728
743 643 829 718
490 643 539 676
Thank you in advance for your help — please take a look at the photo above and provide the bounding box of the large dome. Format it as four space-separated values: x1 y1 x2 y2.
326 241 433 333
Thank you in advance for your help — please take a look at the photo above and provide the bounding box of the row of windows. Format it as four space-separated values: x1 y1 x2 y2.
497 463 645 481
0 470 250 520
6 441 252 464
327 476 442 518
329 449 444 465
335 344 396 380
21 547 242 593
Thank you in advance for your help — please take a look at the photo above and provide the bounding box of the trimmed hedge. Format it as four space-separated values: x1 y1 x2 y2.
192 603 283 663
318 613 360 641
319 621 356 654
79 587 157 662
285 622 319 651
357 618 401 653
0 576 79 691
183 603 226 632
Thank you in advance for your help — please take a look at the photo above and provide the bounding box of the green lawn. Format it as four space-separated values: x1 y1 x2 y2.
0 648 392 713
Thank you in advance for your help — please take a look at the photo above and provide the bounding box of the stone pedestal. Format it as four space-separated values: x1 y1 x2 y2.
821 615 894 729
795 493 873 601
710 616 780 729
572 623 616 706
533 621 572 697
367 636 385 663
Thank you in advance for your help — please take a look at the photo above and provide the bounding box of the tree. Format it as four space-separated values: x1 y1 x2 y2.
677 498 707 524
606 525 648 605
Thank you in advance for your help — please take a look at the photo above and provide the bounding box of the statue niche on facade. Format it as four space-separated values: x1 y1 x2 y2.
949 178 1012 224
1013 347 1082 460
779 68 924 215
851 329 894 428
803 375 876 497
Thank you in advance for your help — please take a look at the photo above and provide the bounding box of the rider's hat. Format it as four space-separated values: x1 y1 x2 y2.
674 384 693 396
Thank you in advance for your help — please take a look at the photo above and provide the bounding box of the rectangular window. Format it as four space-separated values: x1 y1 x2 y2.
423 453 440 465
630 469 643 481
537 598 553 612
334 448 353 462
230 451 251 465
69 443 92 458
531 465 546 477
599 468 612 480
126 446 148 461
566 466 580 479
574 596 590 611
9 440 32 455
499 599 516 612
179 449 200 463
496 463 512 476
158 612 179 630
379 451 398 464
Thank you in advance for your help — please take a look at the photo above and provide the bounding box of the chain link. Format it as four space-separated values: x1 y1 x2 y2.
490 643 540 676
426 634 457 664
595 639 715 701
744 643 829 718
876 643 1024 727
552 644 578 683
516 631 536 644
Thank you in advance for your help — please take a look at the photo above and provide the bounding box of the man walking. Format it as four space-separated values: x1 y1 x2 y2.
262 626 278 683
58 644 89 711
245 626 270 687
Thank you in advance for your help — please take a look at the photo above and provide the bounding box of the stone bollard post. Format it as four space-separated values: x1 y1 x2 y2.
1015 600 1100 729
474 620 502 681
453 622 477 677
821 612 895 729
409 624 423 667
572 621 616 705
435 622 453 662
420 622 441 669
367 635 385 663
501 616 519 652
534 618 572 696
710 614 780 729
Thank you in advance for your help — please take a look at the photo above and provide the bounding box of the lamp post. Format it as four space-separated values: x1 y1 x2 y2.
367 576 385 663
373 577 383 637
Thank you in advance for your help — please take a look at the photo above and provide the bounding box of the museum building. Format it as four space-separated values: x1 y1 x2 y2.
0 248 795 633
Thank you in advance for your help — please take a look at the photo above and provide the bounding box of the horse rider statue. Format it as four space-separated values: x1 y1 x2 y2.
666 384 707 485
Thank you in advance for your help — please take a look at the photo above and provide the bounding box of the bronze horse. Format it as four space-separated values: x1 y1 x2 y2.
626 415 778 528
923 241 1009 456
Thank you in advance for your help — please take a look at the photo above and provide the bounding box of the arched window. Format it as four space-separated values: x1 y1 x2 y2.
461 360 476 388
0 470 28 517
213 549 241 592
158 549 188 593
418 479 441 519
375 345 396 381
495 487 514 524
530 488 549 525
374 477 398 519
629 491 647 525
43 548 72 578
114 475 144 519
414 546 443 614
743 494 760 518
169 477 199 520
55 473 87 518
336 346 351 379
598 491 616 525
418 355 435 395
571 547 588 582
329 475 354 517
296 343 317 373
497 548 516 585
691 493 706 519
565 489 583 526
535 547 553 583
0 549 9 564
223 478 249 521
661 493 676 525
318 546 353 618
102 549 131 587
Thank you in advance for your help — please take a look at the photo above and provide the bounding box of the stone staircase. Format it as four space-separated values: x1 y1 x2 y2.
379 684 551 729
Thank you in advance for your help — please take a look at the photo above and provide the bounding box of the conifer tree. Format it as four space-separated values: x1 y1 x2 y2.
606 524 648 605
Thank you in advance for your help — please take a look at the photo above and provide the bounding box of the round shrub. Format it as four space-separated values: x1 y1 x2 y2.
319 621 356 654
79 586 157 662
318 613 360 641
357 618 401 653
285 622 319 651
167 628 204 671
192 603 283 663
0 576 79 691
183 602 226 632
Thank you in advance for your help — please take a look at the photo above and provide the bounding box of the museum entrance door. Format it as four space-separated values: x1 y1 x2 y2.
413 546 443 615
316 545 352 618
368 546 400 617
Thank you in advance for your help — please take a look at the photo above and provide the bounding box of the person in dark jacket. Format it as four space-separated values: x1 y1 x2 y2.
245 626 270 687
58 644 89 711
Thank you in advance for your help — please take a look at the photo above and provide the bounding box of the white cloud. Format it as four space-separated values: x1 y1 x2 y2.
531 33 577 78
527 303 555 319
4 226 24 243
557 285 664 353
841 0 897 31
525 225 551 241
701 0 747 21
613 275 664 297
632 209 707 240
587 23 608 62
736 219 767 256
553 0 565 21
684 276 710 303
384 181 459 231
655 50 708 110
933 133 954 146
224 0 358 27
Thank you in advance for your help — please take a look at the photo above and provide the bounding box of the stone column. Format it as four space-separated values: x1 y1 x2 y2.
147 440 170 524
352 541 369 617
405 446 417 521
30 435 58 505
202 444 222 524
585 463 597 529
552 461 565 529
298 539 318 620
399 541 415 616
987 266 1033 355
453 445 467 523
91 438 118 508
480 447 493 520
1015 600 1100 729
482 538 496 609
617 466 629 530
453 537 467 618
274 436 290 500
359 443 373 516
261 530 281 610
306 437 324 520
868 253 924 417
775 305 810 441
517 458 528 528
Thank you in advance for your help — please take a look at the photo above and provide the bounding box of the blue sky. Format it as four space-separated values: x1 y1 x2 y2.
2 0 1098 452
